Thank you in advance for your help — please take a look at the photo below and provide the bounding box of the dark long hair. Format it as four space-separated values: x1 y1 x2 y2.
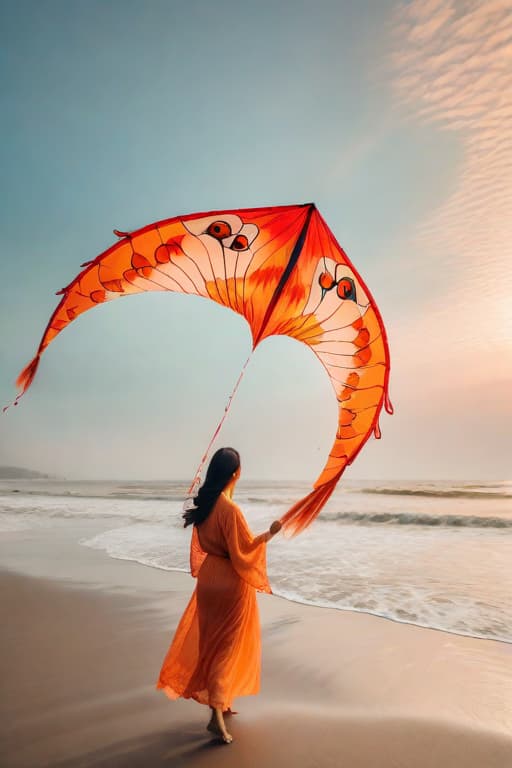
183 447 240 528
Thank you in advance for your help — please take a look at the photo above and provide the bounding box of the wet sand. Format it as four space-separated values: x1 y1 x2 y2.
1 526 511 767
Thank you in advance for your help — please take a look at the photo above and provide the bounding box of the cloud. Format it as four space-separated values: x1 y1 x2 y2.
388 0 512 371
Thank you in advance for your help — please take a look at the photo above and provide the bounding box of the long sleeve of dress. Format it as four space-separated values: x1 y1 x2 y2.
219 500 272 594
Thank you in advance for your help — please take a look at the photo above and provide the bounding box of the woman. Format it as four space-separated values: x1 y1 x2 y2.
156 447 282 744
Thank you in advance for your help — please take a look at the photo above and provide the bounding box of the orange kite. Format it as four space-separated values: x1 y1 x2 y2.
9 203 392 534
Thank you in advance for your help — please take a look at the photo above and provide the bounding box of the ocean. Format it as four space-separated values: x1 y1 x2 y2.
1 478 510 643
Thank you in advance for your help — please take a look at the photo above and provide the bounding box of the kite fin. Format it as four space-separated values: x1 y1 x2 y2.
384 390 394 415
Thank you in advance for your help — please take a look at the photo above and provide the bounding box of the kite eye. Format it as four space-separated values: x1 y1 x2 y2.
206 221 232 240
319 271 335 291
336 277 356 301
231 234 249 251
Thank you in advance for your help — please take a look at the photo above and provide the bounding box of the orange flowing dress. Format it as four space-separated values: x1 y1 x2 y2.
156 493 272 711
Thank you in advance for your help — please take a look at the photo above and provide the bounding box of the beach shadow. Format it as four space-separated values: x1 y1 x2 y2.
6 710 512 768
263 615 300 636
49 726 231 768
50 714 512 768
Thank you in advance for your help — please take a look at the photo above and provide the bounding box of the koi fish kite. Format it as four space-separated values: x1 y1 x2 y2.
9 203 392 535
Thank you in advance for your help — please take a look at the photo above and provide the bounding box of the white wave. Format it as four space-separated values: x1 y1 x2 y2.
3 481 510 643
0 494 177 524
321 511 512 528
81 523 190 572
80 518 512 644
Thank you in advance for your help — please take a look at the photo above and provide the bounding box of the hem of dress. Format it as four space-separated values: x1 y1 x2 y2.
156 681 258 711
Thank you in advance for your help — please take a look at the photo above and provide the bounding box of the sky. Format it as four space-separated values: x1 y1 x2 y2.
0 0 510 482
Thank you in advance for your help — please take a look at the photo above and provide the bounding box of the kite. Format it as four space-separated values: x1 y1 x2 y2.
7 203 392 534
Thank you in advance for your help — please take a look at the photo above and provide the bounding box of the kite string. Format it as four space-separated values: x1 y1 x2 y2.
186 352 253 497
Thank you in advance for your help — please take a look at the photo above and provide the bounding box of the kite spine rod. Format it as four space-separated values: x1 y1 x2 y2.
187 352 253 496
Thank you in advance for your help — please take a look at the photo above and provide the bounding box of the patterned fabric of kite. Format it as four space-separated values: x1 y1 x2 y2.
11 203 392 534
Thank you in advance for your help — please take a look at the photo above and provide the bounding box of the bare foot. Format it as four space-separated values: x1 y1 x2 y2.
207 709 233 744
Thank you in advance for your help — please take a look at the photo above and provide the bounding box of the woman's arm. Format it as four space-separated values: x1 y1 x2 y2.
218 501 279 592
252 520 282 546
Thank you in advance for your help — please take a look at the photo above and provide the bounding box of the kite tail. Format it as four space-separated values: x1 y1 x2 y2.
16 354 41 391
3 355 41 413
279 479 338 537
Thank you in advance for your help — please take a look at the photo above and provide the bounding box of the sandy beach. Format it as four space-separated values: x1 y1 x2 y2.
1 524 511 768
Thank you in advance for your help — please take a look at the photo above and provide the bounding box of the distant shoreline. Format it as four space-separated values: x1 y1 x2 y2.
0 466 52 480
